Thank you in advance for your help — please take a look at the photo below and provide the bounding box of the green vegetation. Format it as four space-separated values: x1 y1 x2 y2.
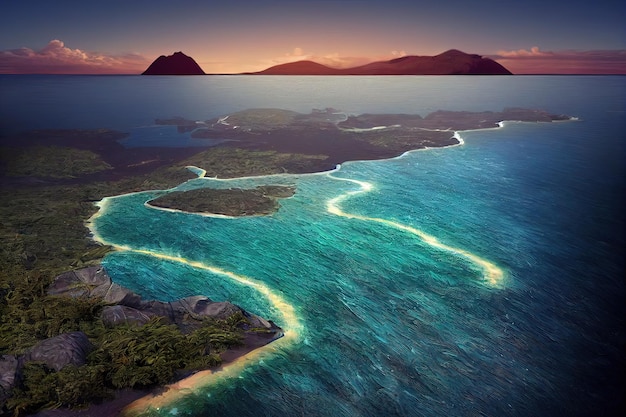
147 185 295 216
7 362 112 413
220 108 301 129
6 316 245 415
344 129 457 151
1 145 112 178
180 147 328 178
0 273 104 352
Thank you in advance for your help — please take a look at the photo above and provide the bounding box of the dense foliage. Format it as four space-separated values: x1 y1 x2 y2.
6 316 244 415
1 146 113 179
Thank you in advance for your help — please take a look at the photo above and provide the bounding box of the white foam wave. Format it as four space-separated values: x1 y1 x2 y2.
325 172 505 288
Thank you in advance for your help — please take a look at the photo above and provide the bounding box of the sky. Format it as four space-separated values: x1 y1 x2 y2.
0 0 625 74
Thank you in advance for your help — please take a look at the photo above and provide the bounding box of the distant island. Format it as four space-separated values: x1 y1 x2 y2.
142 49 511 75
142 51 205 75
248 50 512 75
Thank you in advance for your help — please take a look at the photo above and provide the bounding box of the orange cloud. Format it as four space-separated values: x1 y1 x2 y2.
490 47 626 74
496 46 551 58
0 40 149 74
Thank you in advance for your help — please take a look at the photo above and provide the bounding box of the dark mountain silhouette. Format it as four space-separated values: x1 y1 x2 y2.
250 50 512 75
252 60 342 75
142 52 206 75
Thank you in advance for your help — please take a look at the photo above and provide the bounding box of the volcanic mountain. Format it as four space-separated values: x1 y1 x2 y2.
250 50 512 75
142 51 206 75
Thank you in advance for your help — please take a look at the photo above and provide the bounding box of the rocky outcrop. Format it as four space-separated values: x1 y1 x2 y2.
0 333 93 411
0 355 18 409
22 332 93 372
101 305 154 327
48 266 142 307
0 266 282 408
47 266 280 333
142 51 206 75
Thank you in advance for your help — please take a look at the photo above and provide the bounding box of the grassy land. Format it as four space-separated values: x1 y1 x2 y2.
1 146 113 179
148 185 296 216
181 147 328 178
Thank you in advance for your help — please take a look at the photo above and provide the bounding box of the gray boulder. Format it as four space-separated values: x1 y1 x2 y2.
170 296 242 320
0 355 18 408
47 266 109 297
49 266 143 308
101 282 142 308
101 305 155 327
49 266 277 332
23 332 93 371
244 312 273 329
138 300 175 321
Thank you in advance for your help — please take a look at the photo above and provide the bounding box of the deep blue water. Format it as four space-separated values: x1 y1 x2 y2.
1 75 624 416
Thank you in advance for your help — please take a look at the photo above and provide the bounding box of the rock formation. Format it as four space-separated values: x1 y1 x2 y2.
22 332 93 372
47 266 278 332
0 355 18 408
142 51 206 75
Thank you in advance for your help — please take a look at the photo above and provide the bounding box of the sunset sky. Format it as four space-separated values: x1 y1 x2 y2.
1 0 625 74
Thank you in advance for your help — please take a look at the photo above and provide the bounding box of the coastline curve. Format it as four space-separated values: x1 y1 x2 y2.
86 202 304 416
80 118 579 414
325 171 506 288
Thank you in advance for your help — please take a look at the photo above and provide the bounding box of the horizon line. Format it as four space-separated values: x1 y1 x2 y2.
3 72 626 76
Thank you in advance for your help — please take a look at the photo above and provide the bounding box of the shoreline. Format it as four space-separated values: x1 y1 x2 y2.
100 118 566 415
29 329 283 417
86 203 304 416
325 172 505 288
2 109 576 416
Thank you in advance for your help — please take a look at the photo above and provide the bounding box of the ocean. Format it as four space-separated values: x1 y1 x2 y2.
1 75 624 416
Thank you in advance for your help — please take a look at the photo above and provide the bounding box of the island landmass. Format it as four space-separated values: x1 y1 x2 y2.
140 49 511 76
247 49 512 75
142 52 205 75
161 107 570 172
0 107 573 416
147 185 296 217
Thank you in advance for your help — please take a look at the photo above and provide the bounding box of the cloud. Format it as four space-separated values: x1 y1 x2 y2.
391 50 407 58
495 46 551 58
0 40 149 74
490 47 626 74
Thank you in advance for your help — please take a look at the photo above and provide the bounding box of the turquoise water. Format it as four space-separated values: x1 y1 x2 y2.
2 75 624 416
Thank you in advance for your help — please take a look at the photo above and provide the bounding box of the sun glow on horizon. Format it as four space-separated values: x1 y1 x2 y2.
2 37 624 74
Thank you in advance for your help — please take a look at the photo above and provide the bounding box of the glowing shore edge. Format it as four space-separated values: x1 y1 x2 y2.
87 203 303 416
325 174 504 288
323 129 503 288
85 126 515 415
